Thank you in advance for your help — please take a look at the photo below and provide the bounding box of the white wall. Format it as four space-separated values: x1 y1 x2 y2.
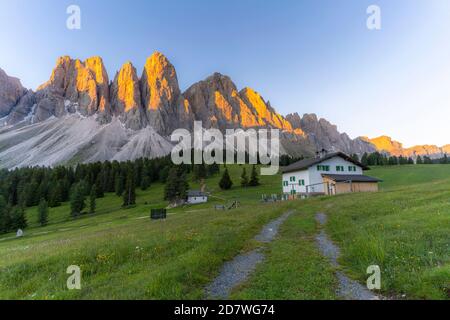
307 156 363 193
187 196 208 204
282 170 310 194
282 156 363 194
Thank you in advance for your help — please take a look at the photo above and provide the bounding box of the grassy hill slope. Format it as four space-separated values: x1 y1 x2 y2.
0 164 448 299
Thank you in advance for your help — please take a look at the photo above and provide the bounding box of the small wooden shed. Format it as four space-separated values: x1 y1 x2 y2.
322 174 382 195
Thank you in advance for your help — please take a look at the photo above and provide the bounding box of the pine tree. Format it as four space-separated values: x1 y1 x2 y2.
219 168 233 190
0 196 12 234
178 171 189 200
163 167 189 202
193 164 207 181
115 174 125 197
122 167 136 207
141 176 151 191
416 156 423 164
48 184 62 208
248 165 260 187
89 185 96 214
164 167 179 201
208 163 220 176
11 206 27 230
95 173 104 198
70 183 86 218
38 198 49 226
240 167 249 187
361 153 369 167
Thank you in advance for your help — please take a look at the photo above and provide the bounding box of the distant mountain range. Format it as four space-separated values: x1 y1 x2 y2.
0 52 447 169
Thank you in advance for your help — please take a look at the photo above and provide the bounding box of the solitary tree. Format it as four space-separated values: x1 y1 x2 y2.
37 198 49 226
219 167 233 190
240 167 249 187
89 185 96 214
248 165 260 187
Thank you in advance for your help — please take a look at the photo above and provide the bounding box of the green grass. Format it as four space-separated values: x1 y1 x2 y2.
0 164 449 300
0 165 288 299
231 165 450 300
231 211 337 300
370 164 450 189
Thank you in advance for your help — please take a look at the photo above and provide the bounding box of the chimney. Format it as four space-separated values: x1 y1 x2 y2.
318 148 328 158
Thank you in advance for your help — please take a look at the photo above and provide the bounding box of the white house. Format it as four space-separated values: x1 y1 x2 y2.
187 190 209 204
281 152 381 197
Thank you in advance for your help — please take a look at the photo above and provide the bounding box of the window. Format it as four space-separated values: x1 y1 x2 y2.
348 166 357 172
317 165 330 172
283 181 288 186
291 189 296 195
299 180 305 186
290 176 296 182
336 166 344 172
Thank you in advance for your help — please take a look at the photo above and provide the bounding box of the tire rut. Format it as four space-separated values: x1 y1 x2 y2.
205 210 295 299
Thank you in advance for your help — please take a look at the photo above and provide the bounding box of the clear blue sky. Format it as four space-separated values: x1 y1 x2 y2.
1 0 449 147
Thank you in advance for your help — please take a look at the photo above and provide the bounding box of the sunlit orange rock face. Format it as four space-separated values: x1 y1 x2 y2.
39 56 110 116
110 62 147 130
112 62 141 113
85 57 110 113
140 52 193 133
367 136 404 156
183 73 296 133
363 136 449 157
239 87 294 131
141 52 181 111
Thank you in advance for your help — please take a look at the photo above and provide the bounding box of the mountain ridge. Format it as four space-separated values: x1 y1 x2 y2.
0 52 447 168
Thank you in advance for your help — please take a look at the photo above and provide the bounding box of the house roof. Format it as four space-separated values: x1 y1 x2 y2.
281 152 369 174
187 190 208 197
322 174 382 183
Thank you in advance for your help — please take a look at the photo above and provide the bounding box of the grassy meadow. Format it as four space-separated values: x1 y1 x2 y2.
0 164 449 299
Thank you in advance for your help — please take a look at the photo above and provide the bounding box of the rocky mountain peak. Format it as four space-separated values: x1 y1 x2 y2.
0 68 26 117
140 52 184 134
141 52 181 111
110 61 146 130
367 136 404 155
37 56 111 118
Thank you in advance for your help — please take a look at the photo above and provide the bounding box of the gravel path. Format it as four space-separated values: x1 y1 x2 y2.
315 213 380 300
205 210 295 299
